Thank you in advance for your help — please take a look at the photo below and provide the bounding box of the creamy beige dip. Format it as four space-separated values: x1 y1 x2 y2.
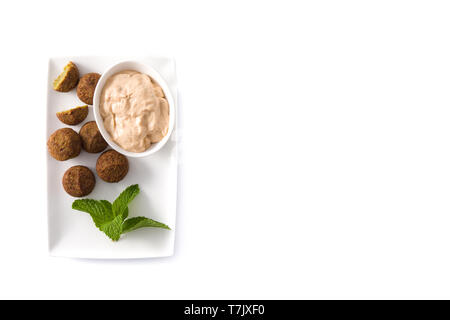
99 70 169 152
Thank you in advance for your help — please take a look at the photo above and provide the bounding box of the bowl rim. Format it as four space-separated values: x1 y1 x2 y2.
92 60 175 158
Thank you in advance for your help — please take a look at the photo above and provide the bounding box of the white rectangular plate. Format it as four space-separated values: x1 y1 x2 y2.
47 56 177 259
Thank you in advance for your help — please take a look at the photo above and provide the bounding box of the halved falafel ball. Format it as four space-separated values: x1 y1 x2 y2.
77 73 101 105
53 61 79 92
96 150 129 183
56 105 89 125
47 128 82 161
79 121 107 153
62 165 96 197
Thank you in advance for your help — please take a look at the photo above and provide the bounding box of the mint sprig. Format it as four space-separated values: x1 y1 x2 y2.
72 184 170 241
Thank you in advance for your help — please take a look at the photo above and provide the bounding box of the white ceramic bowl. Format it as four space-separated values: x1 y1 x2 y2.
93 60 175 158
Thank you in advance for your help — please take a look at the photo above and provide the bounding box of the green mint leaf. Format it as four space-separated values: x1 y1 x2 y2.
73 198 123 241
122 217 171 233
112 184 140 217
100 213 126 241
72 199 114 228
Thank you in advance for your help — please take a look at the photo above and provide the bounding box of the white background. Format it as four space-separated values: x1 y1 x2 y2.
1 0 450 299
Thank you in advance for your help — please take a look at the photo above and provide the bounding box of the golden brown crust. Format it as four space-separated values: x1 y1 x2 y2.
62 165 96 197
79 121 108 153
47 128 82 161
53 61 79 92
96 150 129 183
56 105 89 125
77 73 101 105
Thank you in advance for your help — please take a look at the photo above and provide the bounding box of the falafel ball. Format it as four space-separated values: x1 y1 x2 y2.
47 128 82 161
77 73 101 105
79 121 108 153
62 165 96 197
96 150 129 182
53 61 79 92
56 105 89 125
